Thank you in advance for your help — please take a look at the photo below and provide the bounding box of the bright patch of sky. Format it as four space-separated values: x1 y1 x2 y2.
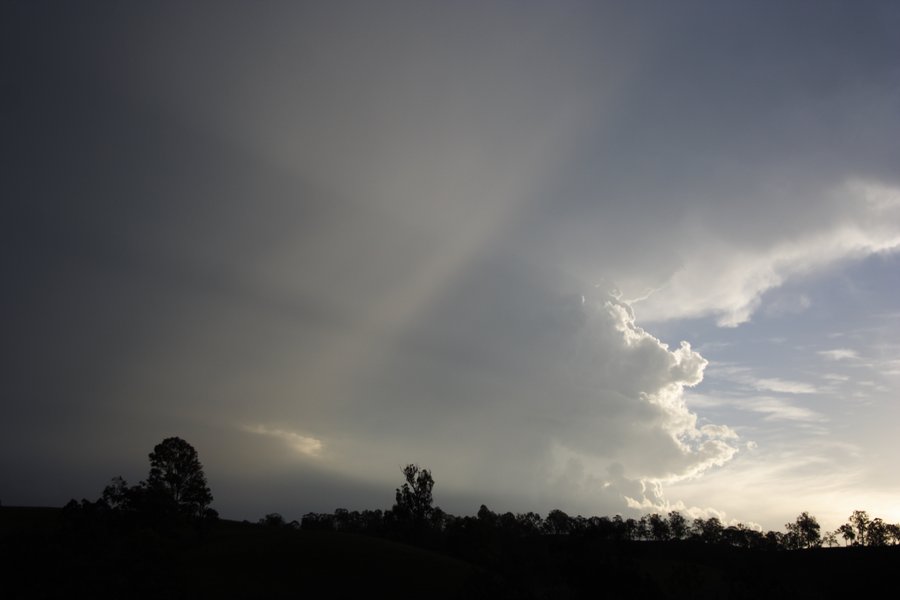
649 252 900 528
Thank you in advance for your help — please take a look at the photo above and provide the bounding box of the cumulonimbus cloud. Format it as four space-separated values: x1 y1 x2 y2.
322 279 741 516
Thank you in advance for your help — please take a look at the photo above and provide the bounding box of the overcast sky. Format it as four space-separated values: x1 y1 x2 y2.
3 1 900 531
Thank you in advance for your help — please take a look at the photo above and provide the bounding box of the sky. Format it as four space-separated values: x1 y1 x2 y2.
3 1 900 532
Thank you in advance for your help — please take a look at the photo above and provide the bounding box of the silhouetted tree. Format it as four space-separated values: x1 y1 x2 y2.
867 517 888 547
516 512 544 536
477 504 498 526
763 530 784 550
785 512 821 549
360 509 385 534
837 523 856 546
571 514 589 534
608 515 627 541
723 524 752 548
91 437 214 526
636 515 650 540
849 510 870 546
648 513 671 541
332 508 352 530
393 464 435 526
887 523 900 546
544 509 572 535
668 510 688 540
692 517 724 544
101 476 131 510
832 511 900 547
301 512 334 530
740 525 766 549
146 436 213 518
623 517 639 540
429 506 448 531
259 512 286 528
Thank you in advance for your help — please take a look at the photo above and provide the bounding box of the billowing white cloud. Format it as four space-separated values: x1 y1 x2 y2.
572 298 740 487
700 424 739 440
630 180 900 327
313 288 739 515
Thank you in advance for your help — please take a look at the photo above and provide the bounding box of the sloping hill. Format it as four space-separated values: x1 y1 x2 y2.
4 506 899 598
1 507 487 599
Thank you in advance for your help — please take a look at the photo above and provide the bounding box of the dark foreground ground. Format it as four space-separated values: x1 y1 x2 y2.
2 506 897 599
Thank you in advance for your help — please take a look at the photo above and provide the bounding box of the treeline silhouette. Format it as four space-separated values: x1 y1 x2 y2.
6 438 900 598
296 467 900 551
61 436 218 531
56 439 900 551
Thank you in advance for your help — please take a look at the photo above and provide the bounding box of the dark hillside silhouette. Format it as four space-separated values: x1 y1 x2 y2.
3 449 900 598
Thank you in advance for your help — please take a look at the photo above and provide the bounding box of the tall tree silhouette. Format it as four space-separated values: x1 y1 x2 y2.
848 510 870 546
785 512 821 549
668 511 688 540
146 436 213 518
648 513 671 541
837 523 856 546
393 464 434 525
